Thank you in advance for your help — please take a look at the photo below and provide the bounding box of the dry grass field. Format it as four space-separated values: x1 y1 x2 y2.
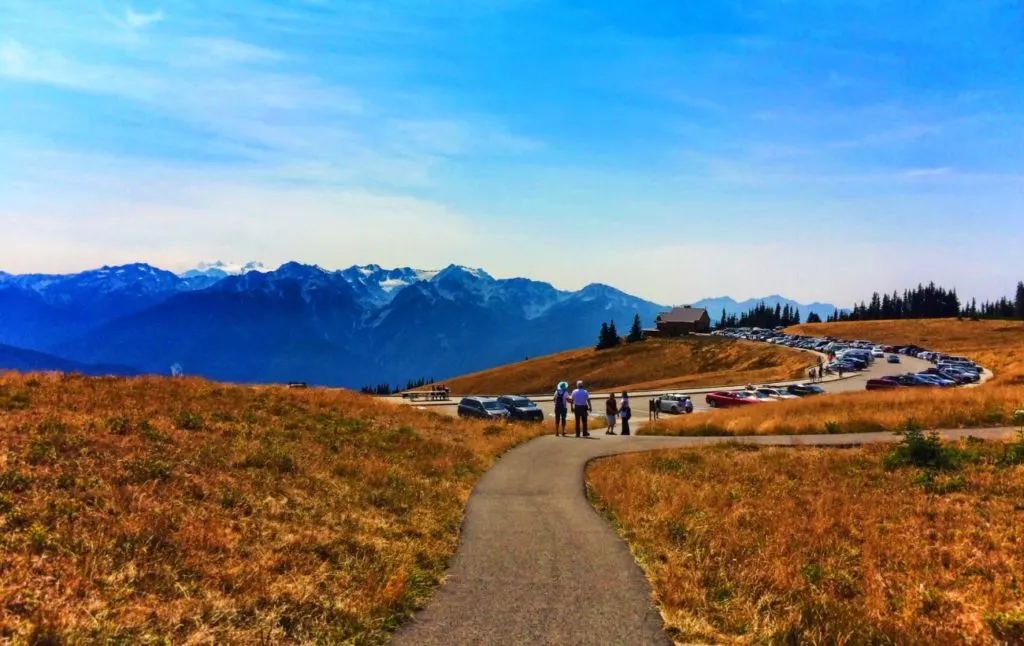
647 319 1024 436
0 371 544 644
588 440 1024 644
440 337 812 395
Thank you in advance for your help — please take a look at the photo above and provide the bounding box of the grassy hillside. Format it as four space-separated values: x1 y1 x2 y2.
0 372 544 644
788 318 1024 384
440 337 812 395
648 319 1024 436
589 441 1024 644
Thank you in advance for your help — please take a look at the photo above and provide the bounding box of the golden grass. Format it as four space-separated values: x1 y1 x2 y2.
0 371 544 644
441 337 812 395
588 442 1024 644
646 385 1024 436
788 318 1024 384
647 319 1024 436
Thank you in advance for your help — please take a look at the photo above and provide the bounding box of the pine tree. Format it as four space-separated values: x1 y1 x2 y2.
806 312 822 324
596 322 611 350
1016 281 1024 321
626 314 644 343
608 320 620 347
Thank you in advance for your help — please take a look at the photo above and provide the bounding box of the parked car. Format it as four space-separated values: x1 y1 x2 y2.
866 377 904 391
497 395 545 422
915 373 957 387
887 354 901 364
706 391 762 408
658 394 694 414
457 397 510 419
787 383 826 397
872 349 885 358
894 374 940 387
756 387 799 400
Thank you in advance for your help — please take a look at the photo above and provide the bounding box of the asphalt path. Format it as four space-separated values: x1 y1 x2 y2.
410 353 933 422
395 425 1016 645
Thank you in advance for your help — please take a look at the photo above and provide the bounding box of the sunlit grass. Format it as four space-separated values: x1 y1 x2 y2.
588 442 1024 644
442 337 811 395
0 372 544 643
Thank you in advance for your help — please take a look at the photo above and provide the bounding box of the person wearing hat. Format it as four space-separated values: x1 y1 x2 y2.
571 380 592 438
553 381 569 436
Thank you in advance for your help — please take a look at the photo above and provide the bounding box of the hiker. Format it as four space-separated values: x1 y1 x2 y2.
606 393 619 435
838 365 844 379
620 392 632 436
553 381 569 437
571 380 592 438
649 397 656 421
654 397 661 420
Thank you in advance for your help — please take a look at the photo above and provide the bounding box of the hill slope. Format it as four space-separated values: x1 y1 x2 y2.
441 337 813 395
0 343 138 376
0 372 543 643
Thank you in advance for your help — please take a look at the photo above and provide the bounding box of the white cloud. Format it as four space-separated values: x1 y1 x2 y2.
123 6 164 30
904 167 954 178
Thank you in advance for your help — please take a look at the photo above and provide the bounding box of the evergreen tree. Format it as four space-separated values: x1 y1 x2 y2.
608 320 620 346
806 312 822 324
596 322 611 350
626 314 644 343
1016 282 1024 321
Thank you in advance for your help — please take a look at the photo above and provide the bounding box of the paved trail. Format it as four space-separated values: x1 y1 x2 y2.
395 426 1016 645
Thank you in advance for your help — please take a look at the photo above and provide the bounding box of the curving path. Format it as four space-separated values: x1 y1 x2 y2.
396 425 1015 645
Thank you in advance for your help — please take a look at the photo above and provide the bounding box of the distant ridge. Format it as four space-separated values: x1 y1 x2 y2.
0 261 842 386
689 295 840 323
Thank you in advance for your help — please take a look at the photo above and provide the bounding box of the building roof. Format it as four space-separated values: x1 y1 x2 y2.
657 306 709 324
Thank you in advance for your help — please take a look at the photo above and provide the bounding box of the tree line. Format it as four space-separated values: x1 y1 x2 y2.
596 314 645 350
360 376 435 396
826 281 1024 322
714 302 803 330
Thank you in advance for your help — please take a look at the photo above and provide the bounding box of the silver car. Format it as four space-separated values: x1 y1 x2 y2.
657 394 693 414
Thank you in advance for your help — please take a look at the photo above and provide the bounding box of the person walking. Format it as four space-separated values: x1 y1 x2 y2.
553 381 569 437
653 397 661 420
571 380 592 437
648 397 656 421
605 393 619 435
620 391 632 436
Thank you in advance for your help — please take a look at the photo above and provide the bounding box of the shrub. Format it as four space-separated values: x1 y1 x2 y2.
173 411 204 431
0 469 32 493
108 416 132 435
987 611 1024 643
883 419 961 471
483 425 503 437
824 420 840 434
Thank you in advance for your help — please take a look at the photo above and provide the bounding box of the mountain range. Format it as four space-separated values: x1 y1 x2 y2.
0 261 838 387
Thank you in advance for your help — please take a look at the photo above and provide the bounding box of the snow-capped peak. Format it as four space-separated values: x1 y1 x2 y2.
182 261 267 277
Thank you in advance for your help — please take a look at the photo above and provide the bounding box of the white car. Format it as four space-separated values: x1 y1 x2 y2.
656 394 694 414
756 387 799 400
872 349 885 358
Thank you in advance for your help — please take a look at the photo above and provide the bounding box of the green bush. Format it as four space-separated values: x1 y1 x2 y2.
173 411 204 431
883 419 961 471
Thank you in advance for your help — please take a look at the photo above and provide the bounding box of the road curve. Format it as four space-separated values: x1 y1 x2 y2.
394 426 1016 645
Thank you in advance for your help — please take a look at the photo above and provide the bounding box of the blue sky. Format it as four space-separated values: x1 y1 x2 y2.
2 0 1023 305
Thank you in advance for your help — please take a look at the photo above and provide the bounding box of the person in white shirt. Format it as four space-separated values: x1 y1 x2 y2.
570 380 592 437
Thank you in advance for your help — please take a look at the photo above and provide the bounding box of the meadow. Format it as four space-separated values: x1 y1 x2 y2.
588 439 1024 644
647 319 1024 437
441 337 812 395
0 372 544 644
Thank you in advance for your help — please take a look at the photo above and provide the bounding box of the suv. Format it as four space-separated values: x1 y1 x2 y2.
457 397 509 420
657 394 693 414
497 395 545 422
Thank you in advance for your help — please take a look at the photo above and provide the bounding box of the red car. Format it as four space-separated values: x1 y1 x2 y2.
865 377 904 391
705 391 763 408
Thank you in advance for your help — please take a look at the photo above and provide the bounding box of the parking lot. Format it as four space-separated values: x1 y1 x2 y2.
402 350 932 425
